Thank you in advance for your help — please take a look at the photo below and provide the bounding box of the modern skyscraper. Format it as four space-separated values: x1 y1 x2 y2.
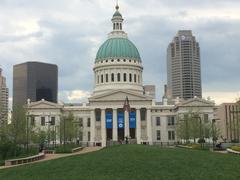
167 30 202 99
13 62 58 107
0 68 8 126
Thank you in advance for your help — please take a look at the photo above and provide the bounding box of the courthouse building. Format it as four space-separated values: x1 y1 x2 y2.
27 5 215 147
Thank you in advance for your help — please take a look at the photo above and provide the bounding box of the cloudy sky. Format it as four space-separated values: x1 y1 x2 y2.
0 0 240 105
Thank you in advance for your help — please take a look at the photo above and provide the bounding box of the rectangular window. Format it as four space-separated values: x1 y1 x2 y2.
168 116 175 126
79 118 83 127
51 117 55 125
168 131 175 140
96 111 101 121
87 118 91 127
124 73 127 82
88 131 91 141
117 73 121 82
101 75 103 83
106 74 108 82
111 73 114 82
30 116 35 126
156 130 161 140
41 117 45 126
156 117 160 126
140 109 146 121
129 74 132 82
134 74 137 82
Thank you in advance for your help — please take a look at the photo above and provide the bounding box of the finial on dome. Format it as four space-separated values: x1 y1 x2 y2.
115 0 119 10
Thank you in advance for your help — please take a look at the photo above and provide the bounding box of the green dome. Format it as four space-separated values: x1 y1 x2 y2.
95 38 141 62
113 10 122 17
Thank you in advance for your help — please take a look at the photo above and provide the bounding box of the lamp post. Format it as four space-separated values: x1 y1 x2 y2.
211 118 220 150
46 113 52 148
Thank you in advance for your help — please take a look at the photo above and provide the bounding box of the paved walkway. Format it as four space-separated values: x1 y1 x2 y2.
0 147 103 170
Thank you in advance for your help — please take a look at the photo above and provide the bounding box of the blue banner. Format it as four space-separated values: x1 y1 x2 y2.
106 111 113 129
118 112 124 129
129 111 136 128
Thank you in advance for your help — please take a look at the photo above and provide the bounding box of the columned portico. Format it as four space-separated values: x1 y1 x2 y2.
112 108 118 141
90 110 96 146
136 108 141 144
101 109 106 147
146 109 153 145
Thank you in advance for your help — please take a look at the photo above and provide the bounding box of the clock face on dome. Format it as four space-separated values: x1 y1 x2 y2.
181 35 186 40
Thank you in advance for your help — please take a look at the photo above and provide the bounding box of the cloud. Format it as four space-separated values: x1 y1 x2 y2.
59 90 91 102
203 91 240 105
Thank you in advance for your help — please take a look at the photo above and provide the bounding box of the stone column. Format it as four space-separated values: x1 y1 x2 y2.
124 111 130 138
112 108 118 141
101 109 106 147
146 109 153 145
90 110 95 146
136 108 141 144
83 117 88 143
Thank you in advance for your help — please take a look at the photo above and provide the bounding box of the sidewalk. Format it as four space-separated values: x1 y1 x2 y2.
0 146 103 170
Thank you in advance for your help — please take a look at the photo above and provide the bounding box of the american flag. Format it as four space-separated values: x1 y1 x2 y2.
123 96 130 112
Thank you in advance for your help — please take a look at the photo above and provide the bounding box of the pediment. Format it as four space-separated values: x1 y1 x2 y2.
177 98 215 107
28 100 62 109
89 90 152 102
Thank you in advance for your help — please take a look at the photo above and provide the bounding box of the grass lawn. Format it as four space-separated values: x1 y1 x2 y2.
0 145 240 180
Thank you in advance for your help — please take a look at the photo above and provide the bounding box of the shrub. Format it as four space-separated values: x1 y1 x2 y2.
198 138 206 144
55 144 81 153
191 144 201 149
231 146 240 152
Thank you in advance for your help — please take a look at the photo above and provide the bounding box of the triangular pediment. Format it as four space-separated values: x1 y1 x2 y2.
89 90 152 102
176 97 215 107
28 100 62 109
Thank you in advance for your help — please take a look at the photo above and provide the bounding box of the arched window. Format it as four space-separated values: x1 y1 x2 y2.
120 23 122 30
138 75 140 83
97 75 99 84
124 73 127 82
101 75 103 83
116 23 119 29
113 23 116 30
111 73 114 82
106 74 108 83
134 74 136 83
129 74 132 82
117 73 121 82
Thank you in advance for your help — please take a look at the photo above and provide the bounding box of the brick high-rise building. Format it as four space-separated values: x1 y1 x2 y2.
167 30 202 99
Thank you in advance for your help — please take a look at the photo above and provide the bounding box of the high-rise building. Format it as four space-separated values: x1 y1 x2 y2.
13 62 58 107
0 68 8 126
167 30 202 99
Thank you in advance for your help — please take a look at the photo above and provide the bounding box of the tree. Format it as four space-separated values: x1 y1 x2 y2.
9 105 28 149
60 112 76 145
177 110 213 145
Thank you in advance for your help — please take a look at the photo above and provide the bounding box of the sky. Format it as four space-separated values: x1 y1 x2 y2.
0 0 240 105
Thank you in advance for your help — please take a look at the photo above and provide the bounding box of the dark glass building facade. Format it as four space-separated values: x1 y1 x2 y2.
13 62 58 107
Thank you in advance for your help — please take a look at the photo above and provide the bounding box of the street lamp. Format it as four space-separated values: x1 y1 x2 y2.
45 113 52 148
211 118 220 150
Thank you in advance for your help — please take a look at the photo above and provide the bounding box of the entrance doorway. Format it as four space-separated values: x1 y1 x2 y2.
106 129 112 140
130 128 136 139
118 128 124 142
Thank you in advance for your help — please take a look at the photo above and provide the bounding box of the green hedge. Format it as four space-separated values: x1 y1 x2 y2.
231 146 240 152
54 144 80 153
